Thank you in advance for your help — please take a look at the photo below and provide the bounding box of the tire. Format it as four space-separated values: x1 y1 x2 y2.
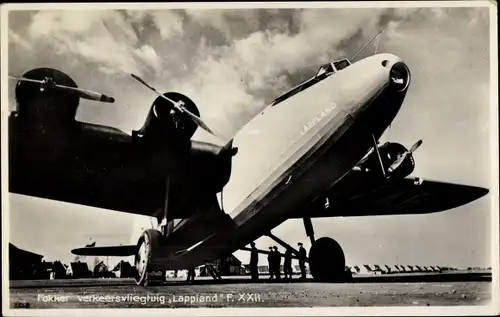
134 229 162 286
309 237 346 282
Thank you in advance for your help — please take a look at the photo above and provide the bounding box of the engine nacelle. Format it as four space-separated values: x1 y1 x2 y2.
13 68 81 132
359 142 415 179
133 92 200 143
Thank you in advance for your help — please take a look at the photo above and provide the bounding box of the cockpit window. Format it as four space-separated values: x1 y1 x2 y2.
333 59 351 71
316 58 351 76
316 63 335 77
271 58 351 107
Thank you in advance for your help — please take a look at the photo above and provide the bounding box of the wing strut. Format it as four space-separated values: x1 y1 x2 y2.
240 246 302 260
266 232 308 261
160 177 174 239
303 217 315 245
371 133 387 178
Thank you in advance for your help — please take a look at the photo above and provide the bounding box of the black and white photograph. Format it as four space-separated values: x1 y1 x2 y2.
2 1 498 316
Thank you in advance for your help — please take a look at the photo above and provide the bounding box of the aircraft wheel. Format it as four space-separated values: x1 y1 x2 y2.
134 229 162 286
309 237 348 282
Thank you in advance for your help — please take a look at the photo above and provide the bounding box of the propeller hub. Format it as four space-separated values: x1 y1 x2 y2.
42 77 56 88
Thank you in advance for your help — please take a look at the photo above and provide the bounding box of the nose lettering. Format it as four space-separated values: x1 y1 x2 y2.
301 103 337 135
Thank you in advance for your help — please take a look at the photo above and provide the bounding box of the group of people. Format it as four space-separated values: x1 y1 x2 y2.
249 241 307 282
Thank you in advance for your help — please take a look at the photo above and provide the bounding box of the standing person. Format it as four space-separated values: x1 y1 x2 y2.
267 247 274 279
283 247 293 281
273 246 281 281
187 267 196 282
298 242 307 281
249 242 259 282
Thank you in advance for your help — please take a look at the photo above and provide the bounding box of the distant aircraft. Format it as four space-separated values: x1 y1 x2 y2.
7 25 488 286
384 265 393 274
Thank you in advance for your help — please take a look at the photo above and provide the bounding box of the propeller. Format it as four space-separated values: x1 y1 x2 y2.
130 73 228 142
9 75 115 103
387 139 423 173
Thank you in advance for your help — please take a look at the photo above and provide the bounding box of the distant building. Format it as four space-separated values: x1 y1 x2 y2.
93 261 115 278
219 254 245 275
9 243 44 280
111 261 135 278
68 261 92 278
49 261 68 279
202 255 245 276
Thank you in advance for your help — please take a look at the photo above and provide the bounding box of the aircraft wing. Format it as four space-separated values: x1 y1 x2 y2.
72 245 136 257
290 170 489 218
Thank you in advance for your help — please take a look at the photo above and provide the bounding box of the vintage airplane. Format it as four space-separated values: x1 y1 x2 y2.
7 28 489 286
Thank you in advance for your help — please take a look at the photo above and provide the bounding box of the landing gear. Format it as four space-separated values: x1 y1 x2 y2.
134 229 164 286
264 216 352 283
309 237 349 282
303 217 352 282
134 176 172 287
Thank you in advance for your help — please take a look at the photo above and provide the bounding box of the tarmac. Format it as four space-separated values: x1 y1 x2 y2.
8 271 492 309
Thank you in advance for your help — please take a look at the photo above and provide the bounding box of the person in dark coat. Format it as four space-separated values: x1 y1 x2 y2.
283 247 293 281
249 242 259 281
187 267 196 282
273 246 281 281
267 247 274 279
298 242 307 281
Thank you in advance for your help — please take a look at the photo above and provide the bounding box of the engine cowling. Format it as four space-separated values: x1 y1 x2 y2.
359 142 415 179
133 92 200 143
13 68 81 132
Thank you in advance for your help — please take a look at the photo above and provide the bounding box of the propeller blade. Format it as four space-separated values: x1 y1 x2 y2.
387 154 407 172
53 85 115 103
9 76 44 84
130 73 227 141
9 75 115 103
130 73 159 93
409 139 423 154
388 140 423 173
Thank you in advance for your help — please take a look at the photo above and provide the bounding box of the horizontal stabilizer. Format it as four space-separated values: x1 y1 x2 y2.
71 245 136 257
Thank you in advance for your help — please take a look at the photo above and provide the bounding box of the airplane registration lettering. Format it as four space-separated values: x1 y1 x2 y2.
301 103 337 135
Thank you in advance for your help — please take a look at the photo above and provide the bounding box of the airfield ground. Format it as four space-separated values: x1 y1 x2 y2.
9 272 492 308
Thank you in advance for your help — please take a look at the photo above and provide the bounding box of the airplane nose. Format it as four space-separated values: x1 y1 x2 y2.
378 54 411 92
343 54 411 123
386 61 411 92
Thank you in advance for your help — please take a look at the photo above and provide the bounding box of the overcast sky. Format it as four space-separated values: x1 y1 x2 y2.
6 4 494 270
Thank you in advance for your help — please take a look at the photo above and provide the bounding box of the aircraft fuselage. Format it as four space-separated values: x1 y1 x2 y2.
145 53 411 269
